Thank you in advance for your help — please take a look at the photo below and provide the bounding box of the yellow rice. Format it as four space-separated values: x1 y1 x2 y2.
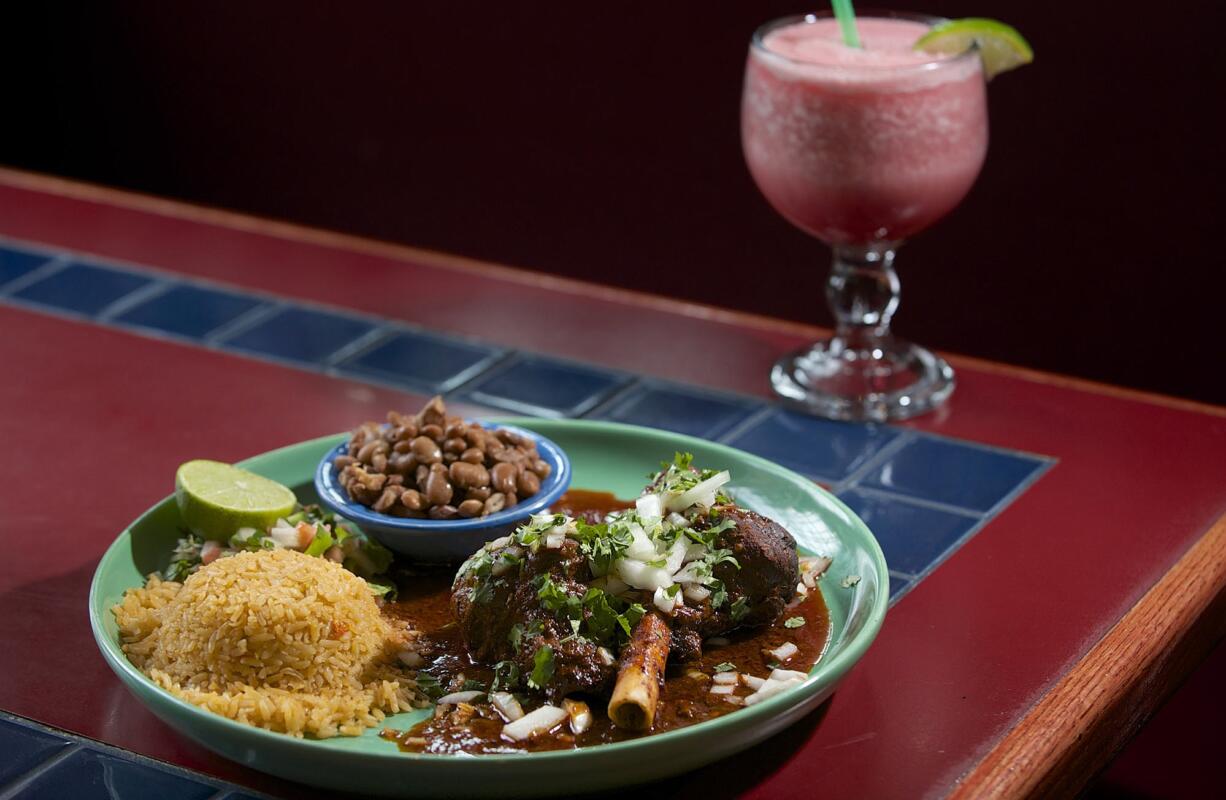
113 548 426 738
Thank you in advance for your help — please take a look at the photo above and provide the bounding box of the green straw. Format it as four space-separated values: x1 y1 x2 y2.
831 0 863 48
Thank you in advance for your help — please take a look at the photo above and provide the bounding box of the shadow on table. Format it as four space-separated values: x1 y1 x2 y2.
589 698 833 800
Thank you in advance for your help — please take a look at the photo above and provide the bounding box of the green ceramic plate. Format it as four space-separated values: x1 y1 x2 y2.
89 420 888 798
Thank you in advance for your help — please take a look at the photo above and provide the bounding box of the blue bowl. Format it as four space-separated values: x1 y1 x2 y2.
314 422 571 562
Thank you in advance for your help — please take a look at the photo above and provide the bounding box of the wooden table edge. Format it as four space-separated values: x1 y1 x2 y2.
2 166 1223 420
949 512 1226 800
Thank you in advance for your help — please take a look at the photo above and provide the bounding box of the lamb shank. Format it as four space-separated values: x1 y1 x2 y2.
451 455 799 728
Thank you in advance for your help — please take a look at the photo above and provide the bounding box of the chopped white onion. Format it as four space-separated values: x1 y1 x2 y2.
596 647 615 667
544 532 565 549
744 677 804 706
796 582 809 596
712 671 739 685
435 690 485 706
653 586 680 614
683 584 711 603
268 524 298 548
500 704 568 742
398 650 424 668
768 642 799 662
708 684 736 695
723 694 745 706
666 470 730 512
635 493 663 520
624 523 656 561
490 691 524 722
667 512 689 527
663 537 688 575
563 699 593 735
684 541 707 562
484 535 512 552
233 527 258 542
741 674 766 690
615 558 673 591
603 574 628 596
769 668 809 682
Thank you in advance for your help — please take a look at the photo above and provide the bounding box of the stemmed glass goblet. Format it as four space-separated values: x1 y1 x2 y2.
741 10 988 421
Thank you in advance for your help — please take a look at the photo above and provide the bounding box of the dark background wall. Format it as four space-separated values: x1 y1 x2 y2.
3 1 1224 404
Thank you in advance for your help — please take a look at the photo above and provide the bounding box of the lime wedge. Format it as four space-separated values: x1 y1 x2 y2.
175 459 297 541
915 18 1033 79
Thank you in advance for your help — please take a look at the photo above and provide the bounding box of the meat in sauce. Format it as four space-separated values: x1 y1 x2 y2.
380 488 831 754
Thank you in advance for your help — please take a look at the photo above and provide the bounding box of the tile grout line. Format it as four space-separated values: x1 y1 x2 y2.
95 279 173 323
0 743 82 800
715 404 777 445
0 254 71 296
203 301 285 346
574 376 645 420
0 711 280 800
838 484 988 520
829 431 917 495
323 324 396 369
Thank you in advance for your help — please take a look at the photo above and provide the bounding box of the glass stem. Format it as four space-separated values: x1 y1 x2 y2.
826 243 900 354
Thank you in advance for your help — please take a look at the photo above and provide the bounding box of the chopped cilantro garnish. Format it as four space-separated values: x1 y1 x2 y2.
730 596 749 623
784 616 806 629
460 678 487 692
713 662 736 673
507 620 544 652
365 577 397 600
491 660 520 692
840 574 862 589
162 558 196 582
528 645 555 689
416 673 444 700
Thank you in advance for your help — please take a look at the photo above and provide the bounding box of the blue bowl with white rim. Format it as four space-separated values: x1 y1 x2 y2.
314 422 571 562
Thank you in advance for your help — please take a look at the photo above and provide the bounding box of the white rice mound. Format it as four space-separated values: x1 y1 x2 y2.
113 548 426 738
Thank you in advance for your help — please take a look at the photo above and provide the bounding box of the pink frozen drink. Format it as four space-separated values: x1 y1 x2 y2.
742 16 988 244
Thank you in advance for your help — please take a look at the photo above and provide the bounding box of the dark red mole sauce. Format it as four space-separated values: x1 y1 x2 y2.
379 490 831 754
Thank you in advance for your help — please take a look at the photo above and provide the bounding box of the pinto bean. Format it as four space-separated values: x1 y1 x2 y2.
449 461 490 490
465 486 491 502
425 465 454 507
388 453 416 475
517 469 541 497
443 437 467 455
410 436 442 464
491 462 518 493
428 504 458 520
457 499 484 518
420 424 444 442
531 459 552 479
483 493 506 515
372 486 402 513
400 488 425 511
460 447 484 464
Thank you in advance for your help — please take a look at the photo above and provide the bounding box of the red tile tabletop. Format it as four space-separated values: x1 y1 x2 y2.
1 168 1223 799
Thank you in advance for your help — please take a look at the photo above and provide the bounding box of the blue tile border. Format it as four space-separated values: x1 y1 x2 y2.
0 711 275 800
586 380 760 440
0 236 1056 609
453 353 632 418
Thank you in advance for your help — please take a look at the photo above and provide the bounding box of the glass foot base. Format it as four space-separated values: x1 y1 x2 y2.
770 338 955 422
